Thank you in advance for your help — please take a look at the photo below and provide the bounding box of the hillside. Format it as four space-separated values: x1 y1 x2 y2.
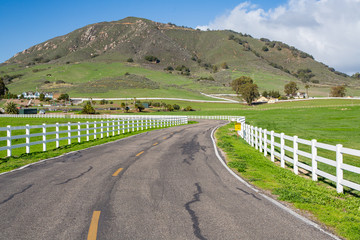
1 17 359 98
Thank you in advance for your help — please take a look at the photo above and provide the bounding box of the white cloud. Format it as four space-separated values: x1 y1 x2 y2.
197 0 360 74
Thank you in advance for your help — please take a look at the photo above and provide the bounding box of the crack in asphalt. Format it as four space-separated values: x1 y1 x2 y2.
0 184 33 205
56 166 93 185
184 183 207 240
236 187 262 201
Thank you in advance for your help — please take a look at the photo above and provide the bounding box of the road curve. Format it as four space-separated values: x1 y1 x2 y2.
0 120 336 240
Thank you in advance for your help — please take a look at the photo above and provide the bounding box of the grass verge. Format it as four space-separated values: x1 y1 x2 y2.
0 121 196 173
215 123 360 240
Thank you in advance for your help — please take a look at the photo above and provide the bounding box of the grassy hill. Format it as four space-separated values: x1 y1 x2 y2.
1 17 359 98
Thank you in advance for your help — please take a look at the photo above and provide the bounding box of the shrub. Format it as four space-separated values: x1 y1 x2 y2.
144 55 160 63
220 62 229 69
39 93 45 101
58 93 69 101
5 101 19 114
311 79 320 84
167 104 174 111
44 80 51 84
81 101 95 114
262 46 269 52
279 96 288 100
164 66 174 71
127 58 134 62
56 80 65 84
184 106 193 111
173 104 180 111
330 85 346 97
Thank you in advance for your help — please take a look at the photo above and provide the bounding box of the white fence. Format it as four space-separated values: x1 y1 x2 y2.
0 116 187 158
240 122 360 193
0 114 244 121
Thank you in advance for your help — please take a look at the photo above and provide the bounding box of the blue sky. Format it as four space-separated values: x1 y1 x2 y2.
0 0 285 63
1 0 359 74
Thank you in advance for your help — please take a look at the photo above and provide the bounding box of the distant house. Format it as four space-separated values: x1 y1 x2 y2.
18 91 54 99
255 96 269 103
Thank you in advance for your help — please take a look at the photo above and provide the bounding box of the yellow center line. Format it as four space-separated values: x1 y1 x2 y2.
136 151 144 157
87 211 101 240
112 168 123 177
153 142 158 146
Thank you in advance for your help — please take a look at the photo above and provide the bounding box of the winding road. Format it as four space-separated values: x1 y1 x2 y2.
0 121 337 239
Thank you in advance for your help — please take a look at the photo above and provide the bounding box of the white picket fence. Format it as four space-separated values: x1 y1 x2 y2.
0 116 187 158
240 122 360 193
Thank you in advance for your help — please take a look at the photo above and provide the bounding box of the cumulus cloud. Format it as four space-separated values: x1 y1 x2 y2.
197 0 360 74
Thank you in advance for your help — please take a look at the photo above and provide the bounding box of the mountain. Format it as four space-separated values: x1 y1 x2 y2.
1 17 359 98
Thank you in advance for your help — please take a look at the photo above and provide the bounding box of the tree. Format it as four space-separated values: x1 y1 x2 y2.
58 93 69 101
125 106 130 113
121 102 126 109
127 58 134 62
81 101 95 114
39 93 45 101
0 77 7 96
352 72 360 79
5 101 19 114
144 56 160 63
135 103 145 112
330 85 346 97
167 104 174 111
305 84 310 98
173 104 180 111
284 81 299 96
184 106 193 111
231 76 253 95
239 83 259 105
262 90 268 97
262 46 269 52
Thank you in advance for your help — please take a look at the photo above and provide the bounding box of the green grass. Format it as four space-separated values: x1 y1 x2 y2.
216 123 360 240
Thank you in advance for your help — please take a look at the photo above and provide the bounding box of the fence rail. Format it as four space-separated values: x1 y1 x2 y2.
0 114 244 121
239 122 360 193
0 116 187 158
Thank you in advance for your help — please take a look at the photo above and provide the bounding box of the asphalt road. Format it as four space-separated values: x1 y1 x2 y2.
0 120 337 240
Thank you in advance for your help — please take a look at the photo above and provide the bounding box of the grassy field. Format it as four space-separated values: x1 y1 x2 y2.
216 124 360 240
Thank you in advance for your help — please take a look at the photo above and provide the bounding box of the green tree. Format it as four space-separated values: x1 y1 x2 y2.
121 102 126 109
351 72 360 79
167 104 174 111
0 77 7 96
239 83 259 105
39 93 45 101
284 81 299 96
135 103 145 112
305 84 310 98
330 85 346 97
125 106 130 113
81 101 95 114
231 76 253 95
262 90 268 97
173 104 180 111
184 106 193 111
5 101 19 114
58 93 69 101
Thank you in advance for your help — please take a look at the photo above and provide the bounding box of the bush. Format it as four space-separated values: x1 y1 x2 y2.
262 46 269 52
44 80 51 84
58 93 69 101
330 85 346 97
144 55 160 63
127 58 134 62
167 104 174 111
184 106 193 111
81 101 95 114
39 93 45 101
164 66 174 71
173 104 180 111
279 96 288 100
56 80 65 84
5 101 19 114
221 62 229 69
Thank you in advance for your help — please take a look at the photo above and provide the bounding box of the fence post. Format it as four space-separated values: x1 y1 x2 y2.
7 125 12 157
255 127 258 150
280 133 285 168
132 120 135 132
77 122 81 143
270 131 274 162
251 126 254 147
112 120 115 136
311 139 318 181
94 121 97 139
55 122 60 148
43 123 47 151
100 120 104 138
107 121 110 137
67 122 71 145
293 136 298 175
26 124 30 153
263 129 267 156
86 121 90 141
336 144 343 193
259 128 262 152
